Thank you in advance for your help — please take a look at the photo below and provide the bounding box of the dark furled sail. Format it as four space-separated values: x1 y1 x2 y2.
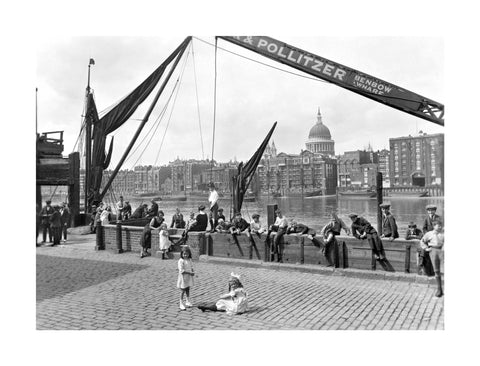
86 37 191 208
232 122 277 214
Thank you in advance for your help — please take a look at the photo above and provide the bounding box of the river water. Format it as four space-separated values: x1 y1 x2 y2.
120 194 444 236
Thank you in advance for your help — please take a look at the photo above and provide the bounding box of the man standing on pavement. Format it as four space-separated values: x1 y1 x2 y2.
60 202 71 243
208 182 219 232
40 200 54 243
420 220 444 297
423 204 441 234
380 203 399 241
49 205 62 246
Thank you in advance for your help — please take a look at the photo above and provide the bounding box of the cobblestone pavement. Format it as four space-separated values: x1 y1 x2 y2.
36 235 444 330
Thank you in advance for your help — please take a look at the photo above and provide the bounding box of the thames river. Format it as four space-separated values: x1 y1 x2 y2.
122 194 444 236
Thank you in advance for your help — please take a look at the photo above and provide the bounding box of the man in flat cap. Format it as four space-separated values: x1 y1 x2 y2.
40 200 54 243
349 213 388 261
380 202 398 241
420 220 444 297
423 204 441 235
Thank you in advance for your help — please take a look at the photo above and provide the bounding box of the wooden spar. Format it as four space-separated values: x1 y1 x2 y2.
99 37 192 200
84 60 94 213
84 101 92 213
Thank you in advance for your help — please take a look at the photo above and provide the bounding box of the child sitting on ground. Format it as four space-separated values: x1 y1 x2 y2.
197 272 248 315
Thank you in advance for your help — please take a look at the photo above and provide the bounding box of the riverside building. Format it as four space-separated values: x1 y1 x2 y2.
389 132 444 188
257 109 338 195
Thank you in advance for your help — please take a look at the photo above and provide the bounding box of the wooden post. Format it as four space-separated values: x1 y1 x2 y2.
404 244 411 273
68 152 80 226
342 241 349 269
266 204 278 227
115 222 123 254
264 238 270 262
248 236 253 260
95 221 104 251
299 237 305 264
333 239 340 268
376 172 383 235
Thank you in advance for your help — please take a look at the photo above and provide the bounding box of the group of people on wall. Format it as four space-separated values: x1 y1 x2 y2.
38 181 444 299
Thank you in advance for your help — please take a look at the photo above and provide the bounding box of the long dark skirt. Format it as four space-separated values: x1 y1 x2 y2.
140 226 152 249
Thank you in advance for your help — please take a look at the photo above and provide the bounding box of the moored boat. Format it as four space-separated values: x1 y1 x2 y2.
154 195 187 201
387 190 429 198
338 190 376 198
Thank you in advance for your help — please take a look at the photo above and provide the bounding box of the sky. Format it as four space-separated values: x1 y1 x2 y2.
36 35 444 169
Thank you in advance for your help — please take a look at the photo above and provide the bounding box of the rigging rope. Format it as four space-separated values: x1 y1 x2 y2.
153 47 191 166
191 41 205 160
103 48 190 197
209 37 218 182
195 36 330 84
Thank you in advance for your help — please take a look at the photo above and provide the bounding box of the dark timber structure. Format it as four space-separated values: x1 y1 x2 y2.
36 131 81 226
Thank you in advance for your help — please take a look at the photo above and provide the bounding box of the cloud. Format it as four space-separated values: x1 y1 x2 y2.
36 36 444 169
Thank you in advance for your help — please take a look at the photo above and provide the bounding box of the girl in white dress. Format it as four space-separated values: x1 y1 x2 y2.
177 247 195 310
158 223 171 260
197 273 248 315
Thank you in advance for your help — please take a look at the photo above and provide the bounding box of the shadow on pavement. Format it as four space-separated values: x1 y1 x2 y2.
36 255 148 302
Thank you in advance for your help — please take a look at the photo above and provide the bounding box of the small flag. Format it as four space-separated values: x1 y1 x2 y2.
89 58 95 65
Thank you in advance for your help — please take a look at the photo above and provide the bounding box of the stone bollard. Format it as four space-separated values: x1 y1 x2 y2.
183 232 204 260
95 221 104 251
115 222 123 254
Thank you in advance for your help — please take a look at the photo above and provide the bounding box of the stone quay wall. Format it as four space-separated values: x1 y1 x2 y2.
99 224 422 273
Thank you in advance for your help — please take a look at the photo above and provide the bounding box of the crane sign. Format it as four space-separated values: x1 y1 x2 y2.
218 36 444 126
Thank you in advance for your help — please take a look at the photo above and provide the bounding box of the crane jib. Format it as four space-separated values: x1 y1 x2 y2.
219 36 444 126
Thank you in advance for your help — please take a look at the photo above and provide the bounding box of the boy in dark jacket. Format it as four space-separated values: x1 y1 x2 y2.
229 212 250 236
349 213 387 261
380 203 399 240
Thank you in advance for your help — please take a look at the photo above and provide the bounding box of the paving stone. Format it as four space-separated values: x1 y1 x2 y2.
36 234 444 330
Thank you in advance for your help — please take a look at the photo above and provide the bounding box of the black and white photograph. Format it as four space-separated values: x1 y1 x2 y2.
3 1 478 365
